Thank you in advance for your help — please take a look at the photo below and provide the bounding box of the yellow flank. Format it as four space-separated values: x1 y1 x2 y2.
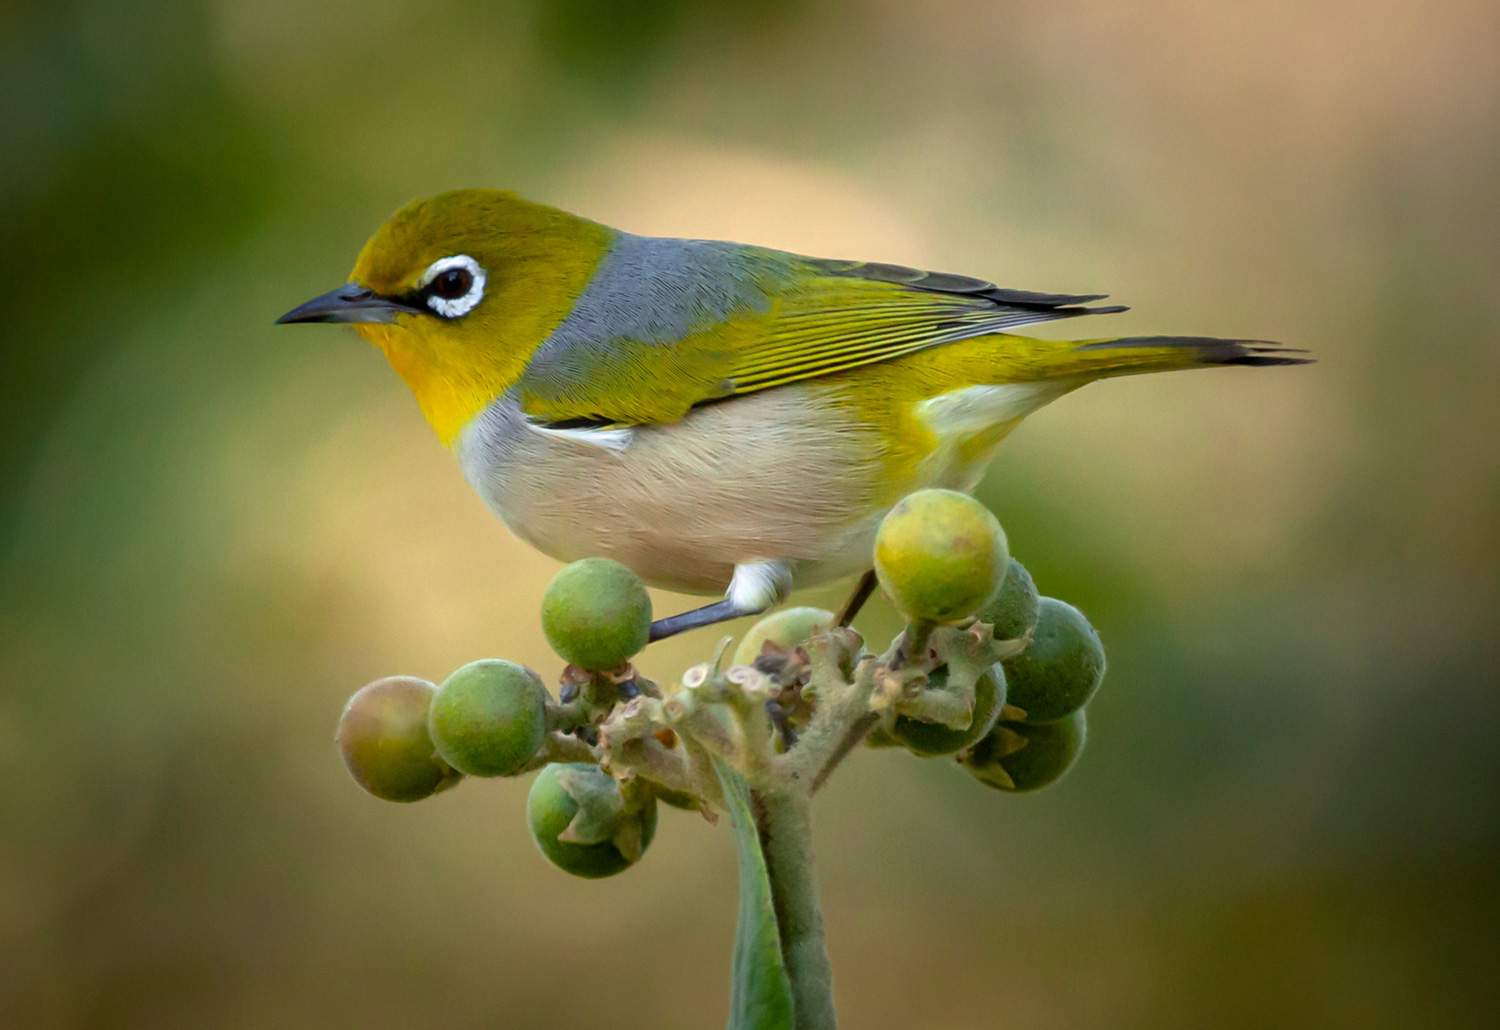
809 330 1208 504
350 191 614 443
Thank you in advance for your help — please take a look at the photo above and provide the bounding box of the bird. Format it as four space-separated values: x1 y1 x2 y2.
278 189 1307 640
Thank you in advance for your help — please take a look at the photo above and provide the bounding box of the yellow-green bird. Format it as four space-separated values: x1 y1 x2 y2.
279 189 1306 638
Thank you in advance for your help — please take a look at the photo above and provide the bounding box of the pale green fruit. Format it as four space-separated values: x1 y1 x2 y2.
528 763 658 878
541 558 652 670
429 660 548 777
733 606 836 666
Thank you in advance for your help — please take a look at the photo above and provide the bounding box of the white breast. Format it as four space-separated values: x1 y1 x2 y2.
453 389 884 595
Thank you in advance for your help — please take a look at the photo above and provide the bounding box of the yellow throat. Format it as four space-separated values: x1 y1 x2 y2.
347 191 614 444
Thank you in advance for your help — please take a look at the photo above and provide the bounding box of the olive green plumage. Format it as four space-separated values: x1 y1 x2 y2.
280 189 1307 613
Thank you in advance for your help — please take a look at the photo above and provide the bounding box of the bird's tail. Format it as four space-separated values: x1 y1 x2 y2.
1034 335 1312 379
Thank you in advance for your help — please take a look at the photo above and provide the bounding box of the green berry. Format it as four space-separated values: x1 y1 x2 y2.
960 709 1087 792
891 663 1006 757
733 606 835 667
864 726 903 749
873 489 1009 624
1001 597 1105 723
428 660 548 777
336 676 461 802
527 763 658 878
977 559 1040 641
541 558 652 670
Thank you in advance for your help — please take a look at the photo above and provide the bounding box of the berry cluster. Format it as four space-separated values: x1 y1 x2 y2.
335 488 1106 880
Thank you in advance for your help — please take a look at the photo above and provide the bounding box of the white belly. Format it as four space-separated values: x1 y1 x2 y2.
453 388 887 595
452 380 1070 596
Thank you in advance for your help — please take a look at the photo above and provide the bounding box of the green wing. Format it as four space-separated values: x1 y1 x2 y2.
515 239 1124 427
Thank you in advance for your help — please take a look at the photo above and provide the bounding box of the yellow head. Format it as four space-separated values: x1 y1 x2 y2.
279 190 614 443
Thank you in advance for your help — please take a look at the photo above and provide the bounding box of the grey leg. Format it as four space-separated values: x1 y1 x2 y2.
649 600 743 641
647 560 792 644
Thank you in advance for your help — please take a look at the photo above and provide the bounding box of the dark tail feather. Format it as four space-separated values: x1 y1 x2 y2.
1076 335 1314 369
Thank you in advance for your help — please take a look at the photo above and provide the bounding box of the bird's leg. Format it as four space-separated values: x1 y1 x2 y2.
649 600 743 641
648 560 793 643
836 569 878 627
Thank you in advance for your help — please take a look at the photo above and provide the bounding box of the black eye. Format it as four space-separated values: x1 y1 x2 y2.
432 267 472 299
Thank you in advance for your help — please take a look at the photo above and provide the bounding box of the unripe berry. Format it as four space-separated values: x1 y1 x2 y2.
541 558 652 670
428 660 548 777
732 606 835 667
1001 597 1105 723
337 676 461 802
960 708 1087 792
891 663 1006 756
527 763 658 878
873 489 1009 624
977 559 1040 641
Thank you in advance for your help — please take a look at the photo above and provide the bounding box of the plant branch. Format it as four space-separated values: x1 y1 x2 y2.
753 786 836 1030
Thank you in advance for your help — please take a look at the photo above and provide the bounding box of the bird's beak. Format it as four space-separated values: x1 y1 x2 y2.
276 283 426 325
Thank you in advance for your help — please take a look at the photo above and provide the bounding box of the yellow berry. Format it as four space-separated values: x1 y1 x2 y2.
873 489 1008 624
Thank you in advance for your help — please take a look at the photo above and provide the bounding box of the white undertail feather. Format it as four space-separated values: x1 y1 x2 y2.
727 560 794 614
915 382 1078 438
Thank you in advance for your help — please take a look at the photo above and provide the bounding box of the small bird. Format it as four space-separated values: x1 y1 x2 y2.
279 190 1306 639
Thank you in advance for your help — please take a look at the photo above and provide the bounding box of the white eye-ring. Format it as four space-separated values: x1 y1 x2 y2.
418 254 486 318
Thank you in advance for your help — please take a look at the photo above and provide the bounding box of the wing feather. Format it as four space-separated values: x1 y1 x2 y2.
516 238 1124 427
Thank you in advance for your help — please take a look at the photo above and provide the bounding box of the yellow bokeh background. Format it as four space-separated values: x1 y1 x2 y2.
2 1 1497 1026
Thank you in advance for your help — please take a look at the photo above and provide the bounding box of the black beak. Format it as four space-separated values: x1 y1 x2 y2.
276 283 426 325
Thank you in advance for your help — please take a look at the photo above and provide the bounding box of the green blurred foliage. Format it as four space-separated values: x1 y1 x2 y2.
2 0 1498 1027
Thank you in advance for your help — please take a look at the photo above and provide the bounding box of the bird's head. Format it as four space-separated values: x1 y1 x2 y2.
279 189 614 443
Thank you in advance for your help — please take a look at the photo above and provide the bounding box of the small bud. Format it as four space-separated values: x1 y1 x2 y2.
428 660 548 777
527 763 658 878
336 676 461 802
724 665 759 687
541 558 653 671
731 606 836 667
977 559 1040 641
959 709 1087 792
1001 598 1106 723
891 663 1006 757
874 489 1009 624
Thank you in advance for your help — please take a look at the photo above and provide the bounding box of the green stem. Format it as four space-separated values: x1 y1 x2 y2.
752 787 836 1029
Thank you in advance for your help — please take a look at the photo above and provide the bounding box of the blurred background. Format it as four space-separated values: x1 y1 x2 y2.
3 0 1498 1026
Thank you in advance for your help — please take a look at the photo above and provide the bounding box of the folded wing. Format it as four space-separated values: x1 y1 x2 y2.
516 236 1124 427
